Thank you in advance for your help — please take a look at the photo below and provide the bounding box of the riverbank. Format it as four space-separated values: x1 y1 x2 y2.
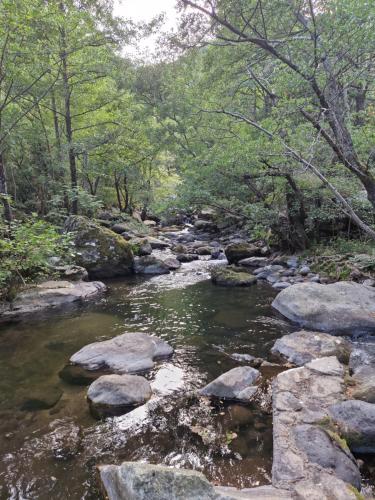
1 216 375 498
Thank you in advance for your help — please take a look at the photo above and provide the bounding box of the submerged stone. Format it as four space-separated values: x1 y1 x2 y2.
0 280 106 320
87 374 152 418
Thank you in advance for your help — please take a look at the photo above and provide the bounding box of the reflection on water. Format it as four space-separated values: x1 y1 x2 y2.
0 259 292 499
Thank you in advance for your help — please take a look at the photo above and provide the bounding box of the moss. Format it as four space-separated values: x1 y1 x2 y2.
211 266 257 286
326 429 350 452
317 417 350 452
347 485 365 500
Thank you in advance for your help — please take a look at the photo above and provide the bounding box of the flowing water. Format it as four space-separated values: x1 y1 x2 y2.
0 258 295 499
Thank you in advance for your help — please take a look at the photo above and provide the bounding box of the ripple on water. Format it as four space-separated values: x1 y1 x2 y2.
0 257 294 498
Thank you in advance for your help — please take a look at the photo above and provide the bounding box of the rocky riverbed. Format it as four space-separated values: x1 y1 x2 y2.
1 216 375 499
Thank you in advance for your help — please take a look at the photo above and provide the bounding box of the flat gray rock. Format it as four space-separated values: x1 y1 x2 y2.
293 424 360 490
272 281 375 335
87 374 152 418
272 356 361 492
271 331 351 366
70 332 173 374
237 257 269 267
0 280 106 320
199 366 260 401
328 400 375 453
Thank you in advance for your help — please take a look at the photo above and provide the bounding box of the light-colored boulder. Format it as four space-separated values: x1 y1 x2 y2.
272 281 375 335
272 357 361 492
70 332 173 374
271 331 352 366
0 280 106 320
199 366 260 401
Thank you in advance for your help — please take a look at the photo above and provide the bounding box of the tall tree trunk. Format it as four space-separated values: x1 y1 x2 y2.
60 2 78 214
114 173 122 212
0 152 13 222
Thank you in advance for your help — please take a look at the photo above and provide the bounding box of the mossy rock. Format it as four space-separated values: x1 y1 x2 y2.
211 266 257 287
64 216 134 279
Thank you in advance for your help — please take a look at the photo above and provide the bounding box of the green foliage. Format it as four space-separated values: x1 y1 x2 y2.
0 219 73 293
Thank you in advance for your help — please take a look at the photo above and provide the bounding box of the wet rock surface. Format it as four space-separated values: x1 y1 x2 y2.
70 332 173 374
272 356 361 493
272 281 375 334
87 374 152 418
0 280 106 320
199 366 260 401
328 400 375 453
271 330 352 366
99 462 291 500
134 255 170 275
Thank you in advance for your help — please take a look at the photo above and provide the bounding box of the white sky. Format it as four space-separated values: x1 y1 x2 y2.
113 0 179 57
113 0 178 24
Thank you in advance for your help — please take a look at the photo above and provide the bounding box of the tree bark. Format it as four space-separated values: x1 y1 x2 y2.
60 2 78 214
0 152 13 222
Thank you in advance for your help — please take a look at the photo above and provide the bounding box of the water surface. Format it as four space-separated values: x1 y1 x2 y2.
0 259 293 499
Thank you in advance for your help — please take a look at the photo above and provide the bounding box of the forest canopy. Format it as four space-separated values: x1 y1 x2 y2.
1 0 375 252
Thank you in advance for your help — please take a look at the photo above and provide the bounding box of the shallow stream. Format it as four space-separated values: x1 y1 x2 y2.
0 258 296 499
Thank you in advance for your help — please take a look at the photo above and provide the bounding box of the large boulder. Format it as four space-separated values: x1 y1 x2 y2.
272 357 361 492
70 332 173 374
225 243 262 264
98 462 217 500
163 257 181 270
194 219 217 232
292 424 361 490
271 331 352 366
0 280 106 320
176 253 199 263
328 400 375 453
64 216 134 279
210 266 257 287
199 366 260 401
272 281 375 335
87 374 152 418
134 256 170 275
98 462 290 500
147 237 170 249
